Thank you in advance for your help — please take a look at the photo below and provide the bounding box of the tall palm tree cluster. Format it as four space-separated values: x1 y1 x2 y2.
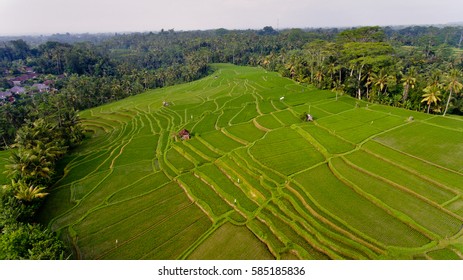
0 111 84 259
259 27 463 115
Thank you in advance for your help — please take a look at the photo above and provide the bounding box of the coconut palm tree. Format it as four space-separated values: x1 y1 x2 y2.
332 80 345 101
365 70 373 101
443 69 463 116
401 67 417 102
284 60 297 79
6 145 56 184
314 67 324 88
11 179 48 202
326 63 337 88
422 84 442 114
371 69 394 97
14 118 55 150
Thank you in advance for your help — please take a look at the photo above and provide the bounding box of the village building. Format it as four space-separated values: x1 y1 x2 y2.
0 91 12 99
9 73 38 86
10 86 25 94
32 83 50 93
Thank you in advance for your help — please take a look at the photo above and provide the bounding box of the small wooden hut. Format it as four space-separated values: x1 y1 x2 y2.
178 129 191 140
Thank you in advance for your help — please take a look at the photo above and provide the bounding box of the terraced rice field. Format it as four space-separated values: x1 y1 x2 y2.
37 64 463 259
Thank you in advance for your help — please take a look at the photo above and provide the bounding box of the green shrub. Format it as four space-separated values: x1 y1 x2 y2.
0 223 67 260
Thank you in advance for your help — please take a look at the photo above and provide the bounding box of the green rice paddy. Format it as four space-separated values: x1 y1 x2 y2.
26 64 463 259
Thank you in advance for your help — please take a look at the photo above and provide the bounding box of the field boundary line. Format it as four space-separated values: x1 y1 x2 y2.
372 140 463 176
265 202 343 259
292 125 330 158
362 147 461 196
244 143 287 183
270 198 368 259
255 212 309 259
163 148 182 175
109 136 134 169
182 141 214 162
193 169 251 219
229 105 247 125
50 169 114 232
328 159 440 241
54 150 109 186
342 156 463 223
245 220 282 259
252 118 271 132
195 135 225 155
224 153 274 194
278 196 375 259
270 111 286 126
441 195 462 208
216 161 266 205
230 150 279 191
179 219 229 260
104 173 170 204
77 189 186 245
422 117 463 132
139 215 209 260
176 179 216 222
312 121 356 146
286 181 385 255
171 145 201 166
95 202 197 259
221 127 249 145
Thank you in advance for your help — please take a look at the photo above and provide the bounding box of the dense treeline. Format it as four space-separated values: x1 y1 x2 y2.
259 26 463 114
83 26 463 114
0 30 215 259
0 34 211 146
1 25 463 259
0 95 84 259
3 26 462 124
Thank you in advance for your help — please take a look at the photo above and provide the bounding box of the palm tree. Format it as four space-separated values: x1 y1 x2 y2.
443 69 463 116
284 60 297 79
365 71 373 100
6 146 55 184
429 69 443 87
326 63 337 88
371 69 394 97
314 67 324 88
332 80 345 101
401 67 417 102
11 179 48 202
14 118 55 150
422 84 442 114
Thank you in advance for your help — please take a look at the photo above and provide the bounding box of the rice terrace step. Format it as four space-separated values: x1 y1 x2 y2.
37 64 463 260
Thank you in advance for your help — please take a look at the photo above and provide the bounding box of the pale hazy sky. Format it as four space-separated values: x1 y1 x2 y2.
0 0 462 35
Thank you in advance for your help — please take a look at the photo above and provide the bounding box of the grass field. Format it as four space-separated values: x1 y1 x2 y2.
4 63 461 260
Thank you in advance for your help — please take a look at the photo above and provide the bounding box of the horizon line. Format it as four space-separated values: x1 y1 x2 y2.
1 22 463 37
